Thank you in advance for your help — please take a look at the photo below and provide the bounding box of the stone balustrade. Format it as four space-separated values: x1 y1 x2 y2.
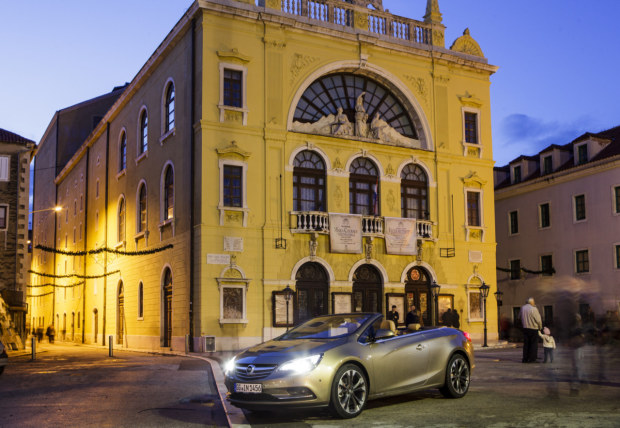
271 0 434 46
291 211 435 240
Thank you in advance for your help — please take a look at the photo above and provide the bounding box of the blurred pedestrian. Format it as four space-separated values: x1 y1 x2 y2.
46 325 55 343
36 326 44 343
569 313 586 395
441 309 452 326
452 309 460 329
520 297 543 363
387 305 399 324
539 327 556 363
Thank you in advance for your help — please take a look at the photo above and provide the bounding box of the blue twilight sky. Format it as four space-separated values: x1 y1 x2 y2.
1 0 619 166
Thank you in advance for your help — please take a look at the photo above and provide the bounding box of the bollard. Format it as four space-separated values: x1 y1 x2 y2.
31 336 36 361
109 335 113 357
185 334 189 354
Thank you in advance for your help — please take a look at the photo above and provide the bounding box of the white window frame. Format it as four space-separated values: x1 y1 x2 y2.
538 201 551 229
216 266 250 325
612 185 620 216
0 155 9 181
461 107 482 157
573 193 587 223
158 162 176 238
539 253 554 276
508 210 519 236
0 204 8 230
464 188 484 241
117 195 126 246
135 180 148 242
117 128 127 176
136 105 149 163
218 159 249 227
160 78 176 143
219 62 248 126
467 289 484 322
574 248 590 274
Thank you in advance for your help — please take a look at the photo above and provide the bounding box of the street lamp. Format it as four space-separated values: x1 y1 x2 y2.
31 205 63 214
494 290 503 340
283 285 293 331
479 282 490 347
430 280 441 326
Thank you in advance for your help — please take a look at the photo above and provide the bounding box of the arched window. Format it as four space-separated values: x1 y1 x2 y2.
117 282 124 344
163 165 174 220
294 72 417 139
117 197 125 243
401 164 428 220
165 83 175 133
293 151 326 212
119 131 127 172
349 158 379 216
162 267 173 347
137 183 147 233
138 282 144 319
139 109 148 155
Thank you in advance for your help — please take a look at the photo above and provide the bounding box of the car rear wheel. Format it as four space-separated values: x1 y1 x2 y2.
440 353 470 398
330 363 367 419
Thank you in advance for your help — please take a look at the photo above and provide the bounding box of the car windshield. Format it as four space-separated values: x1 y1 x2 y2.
279 314 374 340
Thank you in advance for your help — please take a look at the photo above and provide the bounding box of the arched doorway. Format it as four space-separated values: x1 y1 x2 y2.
352 264 382 313
162 268 173 347
117 282 124 345
405 267 431 326
295 262 329 324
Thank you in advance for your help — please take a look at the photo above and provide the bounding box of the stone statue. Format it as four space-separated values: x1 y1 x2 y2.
332 107 353 136
355 92 368 137
370 113 388 139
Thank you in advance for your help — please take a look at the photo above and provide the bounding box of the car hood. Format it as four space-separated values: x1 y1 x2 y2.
235 338 345 365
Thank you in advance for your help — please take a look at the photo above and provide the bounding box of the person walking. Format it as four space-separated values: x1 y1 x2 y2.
520 297 543 363
539 327 556 363
387 305 399 324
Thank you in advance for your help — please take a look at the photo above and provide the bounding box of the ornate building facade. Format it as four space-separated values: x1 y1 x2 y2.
30 0 498 351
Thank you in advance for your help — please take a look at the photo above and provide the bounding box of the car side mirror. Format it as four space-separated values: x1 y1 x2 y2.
374 328 395 340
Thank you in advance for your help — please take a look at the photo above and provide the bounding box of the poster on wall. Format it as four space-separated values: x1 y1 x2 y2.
272 291 295 327
329 213 363 254
332 292 352 314
384 217 417 255
468 291 483 321
386 293 405 326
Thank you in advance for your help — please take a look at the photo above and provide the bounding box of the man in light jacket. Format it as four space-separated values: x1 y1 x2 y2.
520 297 543 363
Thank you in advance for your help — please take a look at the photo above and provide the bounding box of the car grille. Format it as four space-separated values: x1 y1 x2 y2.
234 363 277 380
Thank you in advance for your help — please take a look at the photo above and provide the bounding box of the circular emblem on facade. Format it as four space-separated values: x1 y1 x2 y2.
410 269 421 281
246 364 256 375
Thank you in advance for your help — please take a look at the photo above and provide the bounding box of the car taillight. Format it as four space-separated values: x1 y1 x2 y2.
463 331 472 342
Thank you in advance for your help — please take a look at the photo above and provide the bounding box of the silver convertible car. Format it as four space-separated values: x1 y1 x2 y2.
224 313 474 418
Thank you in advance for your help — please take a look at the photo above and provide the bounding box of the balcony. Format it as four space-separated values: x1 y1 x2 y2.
275 0 434 46
290 211 434 240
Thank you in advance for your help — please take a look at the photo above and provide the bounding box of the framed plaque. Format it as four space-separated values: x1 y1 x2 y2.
272 291 295 327
385 293 405 326
331 292 352 314
468 290 483 322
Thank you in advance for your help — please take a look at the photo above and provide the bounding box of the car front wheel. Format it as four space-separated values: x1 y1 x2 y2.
330 363 367 418
440 353 470 398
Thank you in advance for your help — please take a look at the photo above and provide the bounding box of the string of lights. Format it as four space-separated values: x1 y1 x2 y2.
35 244 173 256
496 266 556 275
27 282 85 288
28 269 120 279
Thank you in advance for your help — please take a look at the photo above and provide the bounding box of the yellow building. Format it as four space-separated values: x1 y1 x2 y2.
30 0 498 351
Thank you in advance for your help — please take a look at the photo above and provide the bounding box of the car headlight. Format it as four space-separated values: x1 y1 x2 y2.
278 354 323 375
223 358 236 376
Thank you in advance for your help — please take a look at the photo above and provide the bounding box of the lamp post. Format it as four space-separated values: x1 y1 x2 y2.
283 285 293 331
430 280 441 326
479 282 490 347
494 290 503 340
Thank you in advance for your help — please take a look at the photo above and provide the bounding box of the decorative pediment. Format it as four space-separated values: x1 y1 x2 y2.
459 92 483 108
450 28 484 58
216 140 251 159
217 48 251 64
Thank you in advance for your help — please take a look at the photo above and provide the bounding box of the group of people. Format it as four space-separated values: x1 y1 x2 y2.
520 297 556 363
32 325 55 343
386 305 460 329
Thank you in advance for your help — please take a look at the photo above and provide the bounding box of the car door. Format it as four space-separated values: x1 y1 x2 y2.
368 331 430 395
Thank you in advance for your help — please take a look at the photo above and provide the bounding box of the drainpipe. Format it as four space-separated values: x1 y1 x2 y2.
82 147 89 344
188 17 196 352
103 122 110 346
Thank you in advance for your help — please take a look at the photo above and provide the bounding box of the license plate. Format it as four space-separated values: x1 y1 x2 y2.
235 383 262 393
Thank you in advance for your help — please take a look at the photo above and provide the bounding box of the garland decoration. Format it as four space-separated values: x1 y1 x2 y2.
496 266 555 275
27 291 54 298
28 269 120 279
35 244 173 256
27 282 84 288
